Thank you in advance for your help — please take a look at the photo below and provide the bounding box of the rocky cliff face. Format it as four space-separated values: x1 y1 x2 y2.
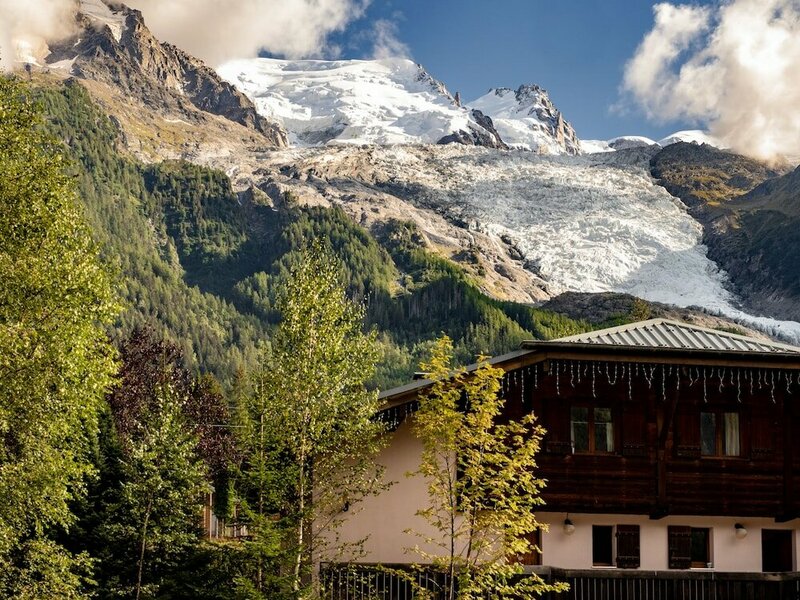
650 143 800 322
45 1 287 147
702 166 800 322
514 84 580 154
437 109 507 149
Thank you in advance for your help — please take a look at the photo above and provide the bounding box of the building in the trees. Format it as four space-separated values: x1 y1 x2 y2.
330 319 800 597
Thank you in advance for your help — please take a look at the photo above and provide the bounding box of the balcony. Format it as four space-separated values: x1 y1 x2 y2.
320 564 800 600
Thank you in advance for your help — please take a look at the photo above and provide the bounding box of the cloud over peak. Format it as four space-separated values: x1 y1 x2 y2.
623 0 800 161
126 0 370 65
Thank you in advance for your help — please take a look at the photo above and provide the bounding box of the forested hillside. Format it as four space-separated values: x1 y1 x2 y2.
38 79 601 389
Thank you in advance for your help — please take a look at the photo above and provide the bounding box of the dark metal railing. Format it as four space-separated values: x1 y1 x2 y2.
320 564 800 600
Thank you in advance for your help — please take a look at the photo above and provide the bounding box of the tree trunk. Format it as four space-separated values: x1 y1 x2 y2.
135 496 154 600
293 445 307 594
448 458 456 600
257 408 265 592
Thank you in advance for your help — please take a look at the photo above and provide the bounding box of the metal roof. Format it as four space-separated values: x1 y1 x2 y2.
377 348 533 401
536 318 800 354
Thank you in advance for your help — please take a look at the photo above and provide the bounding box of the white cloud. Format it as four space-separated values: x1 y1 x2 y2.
623 0 800 161
0 0 77 70
369 18 410 60
125 0 370 65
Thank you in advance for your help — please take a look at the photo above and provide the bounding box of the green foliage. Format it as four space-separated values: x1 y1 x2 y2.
234 245 387 598
407 337 568 599
0 539 96 600
0 75 118 598
35 78 591 392
36 80 265 384
111 383 208 600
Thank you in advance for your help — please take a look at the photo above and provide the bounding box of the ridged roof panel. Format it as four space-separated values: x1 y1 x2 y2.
549 319 800 354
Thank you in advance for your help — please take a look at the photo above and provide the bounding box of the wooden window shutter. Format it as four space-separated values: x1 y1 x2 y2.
668 526 692 569
750 414 773 459
615 525 640 568
675 411 701 458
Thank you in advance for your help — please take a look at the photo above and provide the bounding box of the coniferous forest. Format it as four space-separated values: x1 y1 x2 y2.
0 75 648 598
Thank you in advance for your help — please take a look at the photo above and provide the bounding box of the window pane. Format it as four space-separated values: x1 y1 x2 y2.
723 412 740 456
690 528 710 566
700 413 716 456
592 525 614 566
571 407 589 453
594 408 614 452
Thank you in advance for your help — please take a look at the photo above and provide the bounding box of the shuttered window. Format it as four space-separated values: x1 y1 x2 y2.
616 525 640 568
668 526 692 569
676 411 701 458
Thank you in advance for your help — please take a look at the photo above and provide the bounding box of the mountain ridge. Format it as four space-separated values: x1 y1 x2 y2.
44 0 287 148
468 84 581 154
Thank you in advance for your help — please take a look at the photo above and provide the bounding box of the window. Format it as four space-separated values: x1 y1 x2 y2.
592 525 613 566
669 526 711 569
701 411 740 456
762 530 794 572
571 407 614 453
690 528 711 568
591 525 640 568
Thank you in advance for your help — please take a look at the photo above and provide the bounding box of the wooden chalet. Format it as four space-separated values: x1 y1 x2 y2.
326 319 800 599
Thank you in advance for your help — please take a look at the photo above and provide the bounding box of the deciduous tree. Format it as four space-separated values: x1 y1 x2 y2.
0 75 118 597
408 336 568 599
236 243 386 598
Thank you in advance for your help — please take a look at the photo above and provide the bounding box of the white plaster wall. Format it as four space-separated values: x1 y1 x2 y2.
334 419 459 564
538 512 799 572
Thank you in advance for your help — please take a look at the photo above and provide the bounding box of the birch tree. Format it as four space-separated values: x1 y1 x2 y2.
408 336 567 599
237 243 386 598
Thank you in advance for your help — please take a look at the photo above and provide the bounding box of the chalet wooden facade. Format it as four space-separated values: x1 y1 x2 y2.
330 319 800 598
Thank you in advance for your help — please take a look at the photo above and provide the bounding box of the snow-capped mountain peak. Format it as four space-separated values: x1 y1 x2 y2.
582 130 724 154
468 84 581 155
657 130 723 148
217 57 505 149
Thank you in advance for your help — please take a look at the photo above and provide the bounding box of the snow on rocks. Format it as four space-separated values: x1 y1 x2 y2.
217 57 503 148
468 85 581 155
658 129 723 148
79 0 127 42
307 144 800 343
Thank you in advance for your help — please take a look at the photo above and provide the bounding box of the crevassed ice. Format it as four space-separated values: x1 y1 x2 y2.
372 146 800 344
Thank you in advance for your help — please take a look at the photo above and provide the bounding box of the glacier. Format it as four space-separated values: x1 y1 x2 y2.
287 144 800 343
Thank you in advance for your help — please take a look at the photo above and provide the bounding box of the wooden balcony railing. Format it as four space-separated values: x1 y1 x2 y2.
319 564 800 600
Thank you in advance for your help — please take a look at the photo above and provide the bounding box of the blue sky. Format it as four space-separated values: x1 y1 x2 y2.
327 0 714 141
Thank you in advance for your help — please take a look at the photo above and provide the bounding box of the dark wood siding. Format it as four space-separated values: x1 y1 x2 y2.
511 358 798 518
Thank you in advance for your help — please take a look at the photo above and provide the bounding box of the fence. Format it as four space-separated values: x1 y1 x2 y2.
320 564 800 600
